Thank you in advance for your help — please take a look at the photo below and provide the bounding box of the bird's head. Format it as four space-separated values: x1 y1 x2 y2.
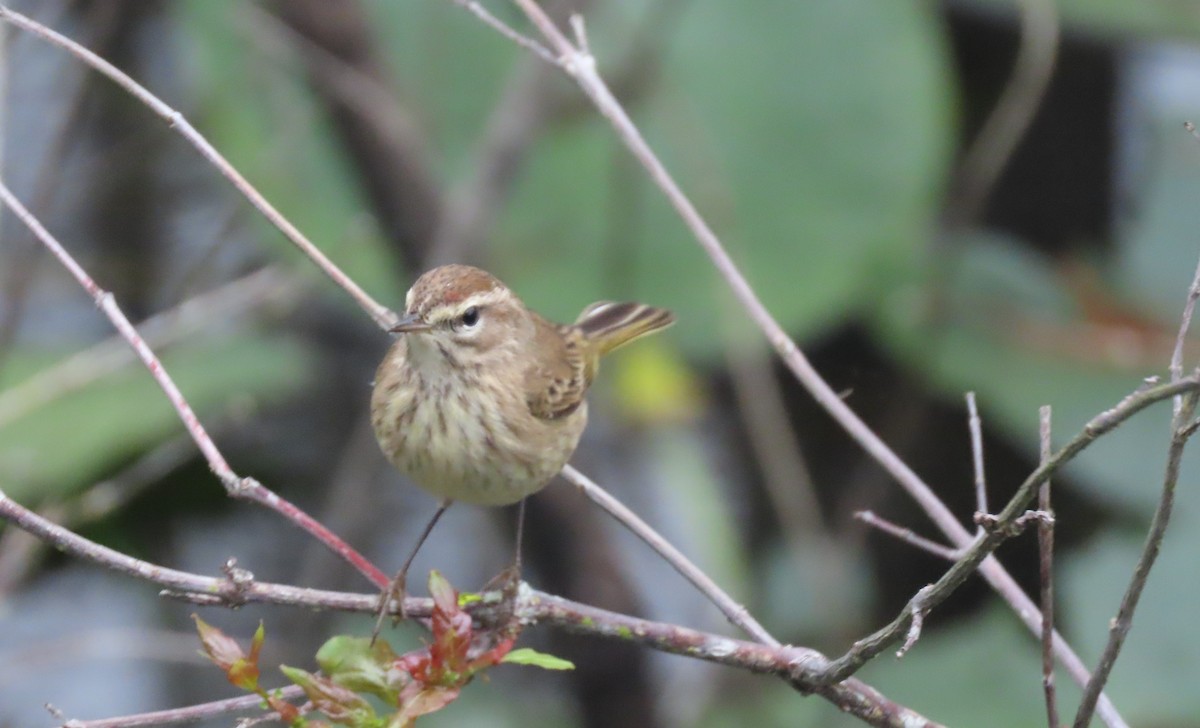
392 264 530 370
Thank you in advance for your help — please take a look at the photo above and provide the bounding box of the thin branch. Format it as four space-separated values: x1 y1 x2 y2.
0 486 939 728
529 591 942 728
60 687 305 728
481 4 1125 724
560 464 777 646
854 511 959 562
1038 405 1059 728
1168 255 1200 417
452 0 560 67
0 178 387 590
966 392 988 530
0 5 396 331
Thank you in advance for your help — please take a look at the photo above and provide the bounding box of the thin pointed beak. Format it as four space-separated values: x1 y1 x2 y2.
389 313 432 334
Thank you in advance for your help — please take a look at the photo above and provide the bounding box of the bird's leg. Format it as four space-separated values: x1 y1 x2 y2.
513 495 527 573
482 497 526 619
371 499 451 645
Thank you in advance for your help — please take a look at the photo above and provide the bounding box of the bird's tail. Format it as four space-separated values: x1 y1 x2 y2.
575 301 675 357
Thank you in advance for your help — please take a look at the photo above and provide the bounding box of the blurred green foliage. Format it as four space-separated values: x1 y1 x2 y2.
0 334 311 502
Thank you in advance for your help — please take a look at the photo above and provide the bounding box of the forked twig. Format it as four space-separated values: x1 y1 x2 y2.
854 511 959 562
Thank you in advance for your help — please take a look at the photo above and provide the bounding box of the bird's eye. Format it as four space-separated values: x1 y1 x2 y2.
460 306 480 328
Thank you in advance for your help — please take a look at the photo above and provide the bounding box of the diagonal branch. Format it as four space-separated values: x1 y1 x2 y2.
562 465 775 645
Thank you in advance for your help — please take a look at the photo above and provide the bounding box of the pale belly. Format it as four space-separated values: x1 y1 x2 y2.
371 372 588 506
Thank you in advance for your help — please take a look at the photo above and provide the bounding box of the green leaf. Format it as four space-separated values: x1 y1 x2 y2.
499 648 575 671
316 635 400 704
281 666 378 726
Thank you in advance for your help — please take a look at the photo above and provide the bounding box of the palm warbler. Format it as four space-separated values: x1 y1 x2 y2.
369 264 674 619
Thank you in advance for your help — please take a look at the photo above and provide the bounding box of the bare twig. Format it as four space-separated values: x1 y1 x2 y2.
854 511 959 562
0 178 387 589
452 0 560 67
1038 405 1059 728
479 4 1125 723
60 687 305 728
560 464 777 646
0 5 396 330
966 392 988 530
0 485 939 728
1168 255 1200 417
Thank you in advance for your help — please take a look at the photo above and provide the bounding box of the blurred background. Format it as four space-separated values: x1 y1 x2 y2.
2 0 1200 726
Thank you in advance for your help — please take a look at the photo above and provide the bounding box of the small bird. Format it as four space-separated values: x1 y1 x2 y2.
370 264 674 620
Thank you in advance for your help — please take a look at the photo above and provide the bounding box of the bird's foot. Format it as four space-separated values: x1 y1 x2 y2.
481 563 523 624
370 571 409 646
